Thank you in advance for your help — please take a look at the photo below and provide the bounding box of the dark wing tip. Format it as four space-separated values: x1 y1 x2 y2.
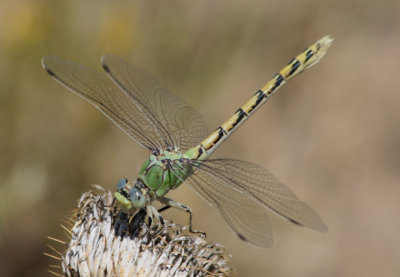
41 56 57 76
100 54 111 73
100 54 121 73
44 67 56 77
287 218 303 227
101 62 111 74
287 214 328 233
237 233 247 242
236 232 273 248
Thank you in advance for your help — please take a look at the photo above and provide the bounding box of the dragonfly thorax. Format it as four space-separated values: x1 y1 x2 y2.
138 151 192 198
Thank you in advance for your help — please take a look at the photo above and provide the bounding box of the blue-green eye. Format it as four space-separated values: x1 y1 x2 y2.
116 178 128 191
129 188 146 208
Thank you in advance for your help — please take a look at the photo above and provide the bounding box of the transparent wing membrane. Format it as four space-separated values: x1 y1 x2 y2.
42 56 207 152
189 159 327 233
171 158 326 246
101 54 208 151
171 160 273 247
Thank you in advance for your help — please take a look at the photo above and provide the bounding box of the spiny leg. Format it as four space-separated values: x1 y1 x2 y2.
158 205 171 213
146 205 169 237
159 197 206 237
127 205 165 227
146 204 165 225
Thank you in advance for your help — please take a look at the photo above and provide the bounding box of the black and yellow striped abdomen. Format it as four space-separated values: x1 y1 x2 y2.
184 36 333 161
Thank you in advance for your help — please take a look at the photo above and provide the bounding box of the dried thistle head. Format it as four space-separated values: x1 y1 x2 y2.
46 185 232 277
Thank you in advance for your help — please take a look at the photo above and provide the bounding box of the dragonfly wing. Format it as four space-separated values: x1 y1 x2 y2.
179 162 273 247
42 56 165 151
101 54 208 151
189 158 327 233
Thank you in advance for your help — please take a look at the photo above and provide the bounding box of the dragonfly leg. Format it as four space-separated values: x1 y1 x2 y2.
158 205 171 213
146 205 165 226
126 209 147 236
158 197 206 237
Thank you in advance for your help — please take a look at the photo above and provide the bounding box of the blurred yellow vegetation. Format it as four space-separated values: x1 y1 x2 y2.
0 1 400 277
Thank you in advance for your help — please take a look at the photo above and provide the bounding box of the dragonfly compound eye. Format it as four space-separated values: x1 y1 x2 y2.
116 178 128 191
129 188 146 209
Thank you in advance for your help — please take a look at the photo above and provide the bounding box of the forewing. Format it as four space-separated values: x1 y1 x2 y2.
191 159 328 232
101 54 208 151
42 56 164 150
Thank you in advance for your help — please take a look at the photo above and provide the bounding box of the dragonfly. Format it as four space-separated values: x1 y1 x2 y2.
42 36 332 247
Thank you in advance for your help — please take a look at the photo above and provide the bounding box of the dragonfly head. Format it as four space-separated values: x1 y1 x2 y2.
114 178 149 212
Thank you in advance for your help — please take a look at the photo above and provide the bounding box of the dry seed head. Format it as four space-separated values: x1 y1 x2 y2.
46 185 232 277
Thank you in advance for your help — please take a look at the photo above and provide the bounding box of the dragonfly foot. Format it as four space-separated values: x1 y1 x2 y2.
158 197 206 238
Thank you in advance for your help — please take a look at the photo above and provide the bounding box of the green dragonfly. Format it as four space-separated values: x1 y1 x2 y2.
42 36 332 247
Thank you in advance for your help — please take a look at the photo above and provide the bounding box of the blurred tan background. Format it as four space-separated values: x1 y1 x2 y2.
1 0 399 276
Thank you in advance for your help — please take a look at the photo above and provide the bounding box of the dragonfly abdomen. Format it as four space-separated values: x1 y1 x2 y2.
186 36 333 160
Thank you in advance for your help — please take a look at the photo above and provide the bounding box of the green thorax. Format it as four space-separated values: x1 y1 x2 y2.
138 150 194 198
